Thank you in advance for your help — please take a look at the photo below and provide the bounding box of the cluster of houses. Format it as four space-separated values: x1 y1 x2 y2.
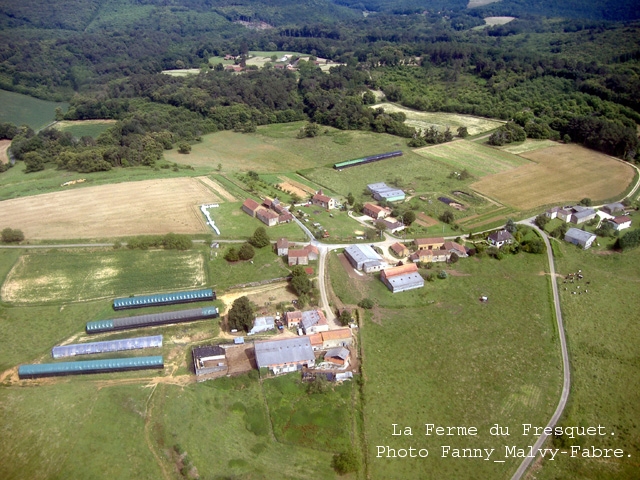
193 308 354 379
275 238 319 266
546 202 633 249
242 197 294 226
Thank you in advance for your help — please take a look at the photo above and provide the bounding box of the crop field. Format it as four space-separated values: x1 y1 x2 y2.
414 139 531 177
0 177 222 239
471 144 635 210
54 119 116 139
372 103 504 135
0 89 68 130
1 249 206 305
533 243 640 479
498 139 559 155
328 250 562 478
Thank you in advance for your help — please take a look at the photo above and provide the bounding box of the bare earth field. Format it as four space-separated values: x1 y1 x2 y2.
0 177 221 239
471 144 635 209
0 139 9 164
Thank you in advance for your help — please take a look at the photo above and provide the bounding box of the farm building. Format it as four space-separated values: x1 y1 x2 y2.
410 249 449 264
444 241 468 258
301 309 329 335
564 228 597 249
390 242 409 257
488 230 514 248
276 237 289 256
321 328 353 349
382 218 405 233
602 202 625 214
249 316 276 335
87 306 219 334
415 237 445 250
367 182 406 202
344 244 388 272
324 347 350 366
18 356 164 380
334 151 403 169
241 198 261 217
112 288 215 310
308 333 323 351
256 208 279 227
311 190 336 209
545 206 561 219
285 310 303 328
254 337 315 375
363 202 391 220
192 345 227 379
556 206 597 224
52 335 162 359
288 244 319 266
607 215 632 231
380 263 425 293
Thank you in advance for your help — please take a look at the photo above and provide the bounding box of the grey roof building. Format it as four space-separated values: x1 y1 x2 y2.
249 316 276 335
367 182 406 202
344 244 388 272
254 337 315 375
564 228 597 249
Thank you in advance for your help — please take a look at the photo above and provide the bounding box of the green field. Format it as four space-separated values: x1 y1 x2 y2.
0 89 68 130
54 120 115 139
328 250 563 478
534 243 640 479
2 249 206 305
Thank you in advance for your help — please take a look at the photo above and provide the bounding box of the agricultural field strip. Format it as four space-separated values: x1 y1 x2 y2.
196 176 236 201
0 177 215 239
0 140 10 164
471 144 635 210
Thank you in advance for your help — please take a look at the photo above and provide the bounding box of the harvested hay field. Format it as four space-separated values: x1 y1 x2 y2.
415 212 439 227
197 176 236 201
278 176 316 197
415 140 530 177
0 139 9 164
0 178 220 239
471 144 635 210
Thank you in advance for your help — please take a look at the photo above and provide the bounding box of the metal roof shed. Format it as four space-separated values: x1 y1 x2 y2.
113 288 215 310
86 307 219 334
52 335 163 358
19 356 164 380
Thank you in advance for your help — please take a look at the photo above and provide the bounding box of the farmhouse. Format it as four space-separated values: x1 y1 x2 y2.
243 197 293 227
308 333 323 351
556 205 597 224
301 309 329 335
390 242 409 257
564 228 597 249
287 244 319 266
242 198 262 217
367 182 406 202
380 263 425 293
249 316 276 335
488 230 514 248
363 202 391 220
284 310 302 328
321 328 353 349
382 218 405 234
192 345 227 379
276 238 289 256
415 237 445 250
545 206 561 219
409 249 449 264
444 241 468 258
311 190 336 209
607 215 632 231
254 337 315 375
344 244 388 272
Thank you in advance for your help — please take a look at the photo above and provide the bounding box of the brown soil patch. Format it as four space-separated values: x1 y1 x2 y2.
0 139 10 164
416 212 438 227
278 177 316 198
471 144 634 210
226 344 257 375
337 253 361 279
0 178 219 239
197 176 236 201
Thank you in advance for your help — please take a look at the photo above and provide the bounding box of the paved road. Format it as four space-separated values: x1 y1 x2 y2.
510 220 571 480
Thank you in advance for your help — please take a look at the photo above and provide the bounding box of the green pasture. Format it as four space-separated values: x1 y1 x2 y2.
2 249 206 305
263 374 354 452
414 140 531 177
207 201 307 241
54 120 115 139
534 243 640 479
295 205 364 242
207 242 293 291
0 89 67 131
329 251 562 478
499 139 559 155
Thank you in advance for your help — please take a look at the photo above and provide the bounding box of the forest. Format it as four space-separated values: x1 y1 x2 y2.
1 0 639 172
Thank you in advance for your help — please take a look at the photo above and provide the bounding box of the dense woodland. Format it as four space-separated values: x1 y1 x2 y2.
1 0 639 172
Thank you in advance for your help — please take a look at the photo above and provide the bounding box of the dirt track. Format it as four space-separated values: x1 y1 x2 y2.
0 177 223 239
0 140 9 164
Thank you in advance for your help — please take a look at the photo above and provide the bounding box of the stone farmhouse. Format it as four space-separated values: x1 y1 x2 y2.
311 190 336 209
363 202 391 220
242 197 294 227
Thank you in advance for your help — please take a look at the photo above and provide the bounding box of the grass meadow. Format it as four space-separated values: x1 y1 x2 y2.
1 249 207 305
533 243 640 479
0 89 67 130
328 250 563 478
54 120 116 138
